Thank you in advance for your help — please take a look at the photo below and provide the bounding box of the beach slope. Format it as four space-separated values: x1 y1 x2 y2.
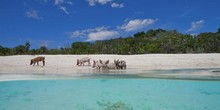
0 54 220 79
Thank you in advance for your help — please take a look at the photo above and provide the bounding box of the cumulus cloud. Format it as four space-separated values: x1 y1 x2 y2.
111 3 124 8
87 30 118 41
68 18 158 42
68 26 118 41
25 10 42 20
118 18 157 32
187 20 205 32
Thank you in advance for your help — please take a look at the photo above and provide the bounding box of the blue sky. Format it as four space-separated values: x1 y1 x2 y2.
0 0 220 49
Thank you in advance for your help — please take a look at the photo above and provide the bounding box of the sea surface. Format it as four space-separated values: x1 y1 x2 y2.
0 77 220 110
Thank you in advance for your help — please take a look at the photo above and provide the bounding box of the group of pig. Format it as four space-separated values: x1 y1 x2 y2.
76 57 126 69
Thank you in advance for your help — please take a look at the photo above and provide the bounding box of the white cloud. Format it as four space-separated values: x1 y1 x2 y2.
87 0 112 6
87 0 96 6
69 26 106 37
111 3 124 8
54 0 64 5
87 30 118 41
187 20 205 32
69 31 85 38
59 6 69 14
98 0 112 5
53 0 72 14
25 10 42 20
54 0 73 6
68 26 118 41
118 18 157 32
69 18 157 42
86 0 124 8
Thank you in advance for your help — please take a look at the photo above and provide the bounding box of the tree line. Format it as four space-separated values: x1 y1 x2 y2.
1 28 220 55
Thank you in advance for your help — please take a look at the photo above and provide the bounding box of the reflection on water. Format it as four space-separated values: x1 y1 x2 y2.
0 68 220 81
152 68 220 74
80 68 220 80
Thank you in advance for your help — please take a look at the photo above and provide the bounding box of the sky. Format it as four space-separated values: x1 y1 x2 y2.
0 0 220 49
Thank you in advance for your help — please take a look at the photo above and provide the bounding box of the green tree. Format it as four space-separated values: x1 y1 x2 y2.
134 31 145 38
0 45 11 55
71 42 91 54
12 45 27 55
38 46 48 54
25 42 30 50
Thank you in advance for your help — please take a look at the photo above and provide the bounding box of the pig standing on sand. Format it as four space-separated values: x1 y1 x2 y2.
76 57 91 66
30 56 45 66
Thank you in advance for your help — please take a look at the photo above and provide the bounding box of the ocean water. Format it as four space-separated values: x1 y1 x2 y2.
0 78 220 110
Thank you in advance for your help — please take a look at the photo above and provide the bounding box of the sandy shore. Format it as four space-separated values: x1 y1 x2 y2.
0 54 220 80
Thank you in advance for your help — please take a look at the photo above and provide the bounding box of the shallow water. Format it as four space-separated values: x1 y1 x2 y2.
0 78 220 110
1 68 220 81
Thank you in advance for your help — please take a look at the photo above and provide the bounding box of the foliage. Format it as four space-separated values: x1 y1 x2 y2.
1 28 220 55
0 45 11 55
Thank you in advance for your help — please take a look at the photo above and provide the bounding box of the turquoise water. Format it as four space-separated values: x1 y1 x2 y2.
0 78 220 110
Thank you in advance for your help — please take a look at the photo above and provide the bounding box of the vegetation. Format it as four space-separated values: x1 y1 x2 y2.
1 28 220 55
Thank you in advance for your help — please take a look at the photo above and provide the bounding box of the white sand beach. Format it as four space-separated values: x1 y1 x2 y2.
0 54 220 80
